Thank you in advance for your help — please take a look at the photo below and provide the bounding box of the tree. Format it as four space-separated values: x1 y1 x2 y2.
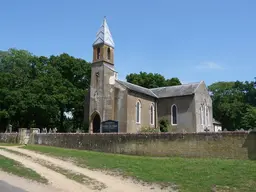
48 53 91 132
208 81 256 130
165 77 181 86
0 49 91 132
126 72 181 88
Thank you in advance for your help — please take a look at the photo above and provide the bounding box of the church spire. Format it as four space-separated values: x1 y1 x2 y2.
93 17 115 48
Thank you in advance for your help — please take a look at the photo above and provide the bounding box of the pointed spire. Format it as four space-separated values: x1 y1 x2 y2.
93 17 115 48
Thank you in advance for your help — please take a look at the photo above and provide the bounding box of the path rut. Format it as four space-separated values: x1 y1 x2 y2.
0 146 174 192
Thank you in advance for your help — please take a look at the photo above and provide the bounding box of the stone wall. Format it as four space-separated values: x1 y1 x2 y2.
0 133 19 143
32 131 256 160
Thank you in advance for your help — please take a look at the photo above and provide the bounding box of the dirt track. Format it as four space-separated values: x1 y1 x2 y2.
0 146 174 192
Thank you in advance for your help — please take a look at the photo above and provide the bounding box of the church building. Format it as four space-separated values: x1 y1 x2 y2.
84 18 214 133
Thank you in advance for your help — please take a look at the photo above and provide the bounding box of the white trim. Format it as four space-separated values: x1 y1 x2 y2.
136 100 141 124
171 104 178 125
150 104 155 125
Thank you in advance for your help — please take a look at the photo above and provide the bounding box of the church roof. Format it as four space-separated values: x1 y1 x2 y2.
116 80 201 98
116 80 158 98
93 17 115 48
150 82 201 98
213 118 222 125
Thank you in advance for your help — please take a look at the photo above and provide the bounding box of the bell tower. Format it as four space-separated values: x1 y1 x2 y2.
88 17 117 133
92 17 115 66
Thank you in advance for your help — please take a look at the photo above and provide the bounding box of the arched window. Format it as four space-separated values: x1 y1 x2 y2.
200 105 203 125
206 106 210 126
150 104 154 125
202 104 205 125
97 47 100 59
171 104 177 125
136 101 141 124
107 47 111 60
205 105 208 126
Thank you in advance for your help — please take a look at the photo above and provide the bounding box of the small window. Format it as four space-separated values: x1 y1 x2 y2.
171 104 177 125
97 47 100 59
136 101 141 124
150 104 154 125
107 47 111 60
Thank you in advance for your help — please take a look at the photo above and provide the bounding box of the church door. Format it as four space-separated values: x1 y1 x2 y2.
92 113 101 133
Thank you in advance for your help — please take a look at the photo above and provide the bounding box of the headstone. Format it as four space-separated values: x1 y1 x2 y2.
53 128 57 133
76 128 81 133
248 128 252 132
48 128 52 133
42 128 47 133
101 120 118 133
30 128 40 134
223 128 228 131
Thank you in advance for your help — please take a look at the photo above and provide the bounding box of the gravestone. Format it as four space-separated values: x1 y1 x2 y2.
101 120 118 133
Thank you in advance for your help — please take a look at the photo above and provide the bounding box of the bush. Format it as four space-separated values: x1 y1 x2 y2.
159 118 170 132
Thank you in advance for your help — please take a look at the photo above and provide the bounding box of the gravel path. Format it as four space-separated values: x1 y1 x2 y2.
0 146 175 192
0 171 61 192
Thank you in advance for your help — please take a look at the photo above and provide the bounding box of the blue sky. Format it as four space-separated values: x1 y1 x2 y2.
1 0 256 85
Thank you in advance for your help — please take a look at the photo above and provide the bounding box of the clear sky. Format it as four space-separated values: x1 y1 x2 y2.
1 0 256 85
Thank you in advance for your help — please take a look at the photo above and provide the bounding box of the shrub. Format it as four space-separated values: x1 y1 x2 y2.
159 118 170 132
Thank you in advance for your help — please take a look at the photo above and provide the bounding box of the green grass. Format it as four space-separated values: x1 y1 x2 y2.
23 145 256 192
0 143 20 146
0 154 48 183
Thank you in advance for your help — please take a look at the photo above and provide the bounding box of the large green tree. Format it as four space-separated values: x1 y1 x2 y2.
0 49 91 132
126 72 181 88
208 80 256 130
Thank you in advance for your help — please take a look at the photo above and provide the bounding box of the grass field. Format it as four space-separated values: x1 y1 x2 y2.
0 154 47 183
0 143 20 146
23 145 256 192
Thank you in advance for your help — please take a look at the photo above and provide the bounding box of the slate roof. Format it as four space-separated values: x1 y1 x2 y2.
93 17 115 48
116 80 157 98
150 82 201 98
213 118 222 125
116 80 201 98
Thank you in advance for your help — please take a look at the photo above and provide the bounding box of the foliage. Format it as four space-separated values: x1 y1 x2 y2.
209 80 256 130
126 72 181 88
0 48 91 132
24 145 256 192
139 126 159 133
158 118 169 132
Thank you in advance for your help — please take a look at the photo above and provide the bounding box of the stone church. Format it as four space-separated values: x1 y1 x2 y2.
84 18 214 133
